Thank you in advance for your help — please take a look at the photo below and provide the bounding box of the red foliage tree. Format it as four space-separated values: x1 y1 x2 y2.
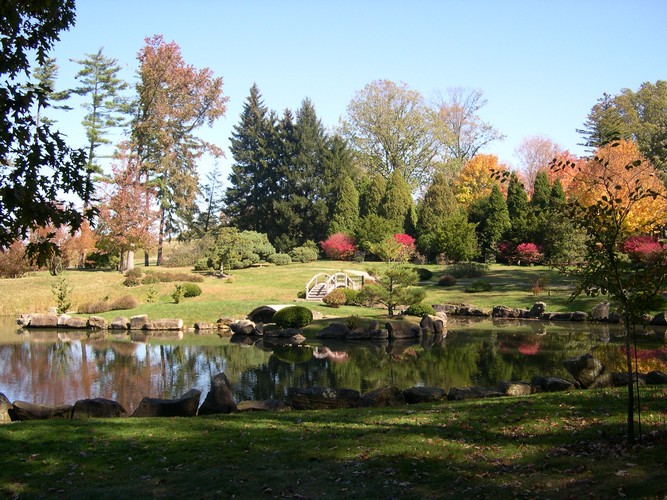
621 235 667 263
320 233 357 260
515 242 543 265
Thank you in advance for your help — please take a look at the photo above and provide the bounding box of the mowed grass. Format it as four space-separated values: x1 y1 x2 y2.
1 259 607 324
1 387 666 499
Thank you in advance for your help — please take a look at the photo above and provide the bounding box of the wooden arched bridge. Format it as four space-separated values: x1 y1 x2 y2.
305 272 366 301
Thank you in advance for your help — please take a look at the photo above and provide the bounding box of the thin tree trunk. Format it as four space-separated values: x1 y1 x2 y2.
157 207 165 266
126 250 134 271
144 251 149 267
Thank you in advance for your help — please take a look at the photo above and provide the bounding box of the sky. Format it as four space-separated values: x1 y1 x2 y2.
48 0 667 183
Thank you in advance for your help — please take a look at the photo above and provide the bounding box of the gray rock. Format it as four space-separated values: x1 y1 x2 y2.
110 317 130 330
316 322 350 339
230 319 256 335
131 389 201 417
16 314 31 327
590 302 611 322
287 387 359 410
71 398 127 418
611 372 646 387
0 392 11 423
571 311 588 322
498 381 533 396
370 329 389 340
88 316 108 329
198 373 237 415
448 386 505 401
146 318 183 331
650 312 667 326
531 376 576 392
236 399 291 412
27 313 59 328
420 314 446 334
63 316 89 329
9 401 73 421
264 327 301 338
562 353 612 388
645 371 667 385
433 304 460 315
459 304 490 317
130 314 150 330
359 386 406 407
528 302 547 318
385 320 420 339
403 386 446 404
492 306 522 318
346 329 372 340
193 322 217 331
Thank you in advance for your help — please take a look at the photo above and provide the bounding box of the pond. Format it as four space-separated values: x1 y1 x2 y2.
1 316 665 413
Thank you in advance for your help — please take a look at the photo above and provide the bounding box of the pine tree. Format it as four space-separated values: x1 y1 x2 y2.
416 171 457 258
359 173 387 217
549 178 566 209
380 169 413 233
329 176 360 235
505 172 530 244
31 57 71 127
577 93 629 151
530 170 551 211
225 84 278 235
469 184 510 261
72 48 130 205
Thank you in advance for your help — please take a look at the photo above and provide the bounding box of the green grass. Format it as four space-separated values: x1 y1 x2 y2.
0 260 606 324
1 387 665 498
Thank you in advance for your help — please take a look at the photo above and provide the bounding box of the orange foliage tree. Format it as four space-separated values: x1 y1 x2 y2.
454 154 508 207
569 140 667 232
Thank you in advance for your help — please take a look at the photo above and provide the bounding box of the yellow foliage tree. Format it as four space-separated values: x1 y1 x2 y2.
454 154 508 207
569 140 667 232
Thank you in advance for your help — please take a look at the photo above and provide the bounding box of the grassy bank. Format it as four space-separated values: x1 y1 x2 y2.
1 261 599 324
1 387 666 498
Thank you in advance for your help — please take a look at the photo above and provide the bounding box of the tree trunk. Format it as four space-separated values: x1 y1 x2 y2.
144 251 149 267
126 251 135 271
624 315 635 444
156 207 165 266
119 250 125 272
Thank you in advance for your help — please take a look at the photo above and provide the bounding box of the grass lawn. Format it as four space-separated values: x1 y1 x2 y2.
1 387 665 498
0 260 603 325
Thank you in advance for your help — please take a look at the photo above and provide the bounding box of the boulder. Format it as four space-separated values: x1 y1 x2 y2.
254 322 264 336
9 401 73 421
287 387 359 410
230 319 256 335
385 321 420 339
110 317 130 330
403 386 446 404
16 314 31 327
264 327 301 338
531 376 575 392
71 398 127 419
236 399 291 412
611 372 647 387
359 386 406 407
571 311 588 322
650 312 667 326
198 373 237 415
88 316 108 329
492 305 522 318
63 316 89 329
130 314 150 330
146 318 183 331
27 313 59 328
247 305 279 324
528 302 546 318
370 329 390 340
0 392 11 423
346 330 372 340
131 389 201 418
448 386 504 401
316 322 350 339
459 304 490 317
434 304 460 315
645 371 667 385
562 353 612 388
590 302 611 322
498 381 533 397
420 314 446 334
193 322 217 332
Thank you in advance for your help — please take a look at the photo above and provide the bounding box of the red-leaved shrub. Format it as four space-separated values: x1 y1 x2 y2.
320 233 357 260
621 235 666 262
393 233 416 261
515 242 543 265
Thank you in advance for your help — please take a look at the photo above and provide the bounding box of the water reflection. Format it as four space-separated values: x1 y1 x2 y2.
0 316 665 413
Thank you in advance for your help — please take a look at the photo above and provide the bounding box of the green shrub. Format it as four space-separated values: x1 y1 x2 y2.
445 262 488 278
172 284 185 304
465 280 492 293
123 276 141 287
179 282 202 297
141 274 160 285
296 290 306 299
78 300 111 314
110 295 139 310
193 258 212 271
343 288 361 305
146 284 159 303
272 306 313 329
345 315 361 330
124 268 143 279
416 268 433 281
404 303 436 317
323 288 347 308
289 246 319 263
267 253 292 266
438 274 458 287
85 251 118 270
144 271 204 283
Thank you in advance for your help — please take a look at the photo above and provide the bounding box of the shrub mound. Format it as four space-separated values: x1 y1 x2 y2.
179 283 202 298
110 295 139 310
323 288 346 308
289 246 318 263
267 253 292 266
438 274 457 287
272 306 313 329
465 280 492 293
78 300 111 314
446 262 488 278
404 303 436 317
416 268 434 281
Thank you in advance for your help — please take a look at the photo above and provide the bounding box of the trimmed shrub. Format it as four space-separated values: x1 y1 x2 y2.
272 306 313 329
180 282 202 297
323 288 347 308
78 300 111 314
445 262 488 278
268 253 292 266
110 295 139 311
144 271 204 283
416 268 433 281
85 251 118 270
123 276 142 287
438 274 457 287
320 233 357 260
124 268 143 279
141 274 160 285
343 288 361 305
404 303 436 317
465 280 492 293
515 242 543 265
193 258 212 271
289 246 319 263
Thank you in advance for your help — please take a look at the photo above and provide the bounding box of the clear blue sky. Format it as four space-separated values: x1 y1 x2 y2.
49 0 666 181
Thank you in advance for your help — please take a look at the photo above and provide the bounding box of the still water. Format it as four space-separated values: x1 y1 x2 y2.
1 316 665 413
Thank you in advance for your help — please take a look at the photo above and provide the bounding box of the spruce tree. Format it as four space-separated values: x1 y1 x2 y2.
329 176 360 235
549 178 566 208
468 184 510 261
359 173 386 217
505 172 530 244
380 169 413 233
416 171 457 258
530 170 551 211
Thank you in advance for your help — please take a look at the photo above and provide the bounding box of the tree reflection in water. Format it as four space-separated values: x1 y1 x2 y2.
0 319 665 412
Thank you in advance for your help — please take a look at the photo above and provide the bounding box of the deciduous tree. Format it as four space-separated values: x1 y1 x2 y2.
514 136 562 188
454 154 508 207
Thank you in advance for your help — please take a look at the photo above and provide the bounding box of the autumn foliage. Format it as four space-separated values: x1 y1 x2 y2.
454 154 508 207
515 242 543 264
320 233 357 260
621 235 667 263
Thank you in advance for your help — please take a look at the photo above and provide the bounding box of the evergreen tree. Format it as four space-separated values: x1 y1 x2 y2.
31 57 71 127
329 176 359 235
359 173 386 217
379 169 413 233
469 184 510 261
505 172 530 244
322 134 357 222
530 170 551 211
226 84 279 235
549 178 566 209
72 48 130 205
416 171 457 258
432 208 479 262
577 93 630 151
